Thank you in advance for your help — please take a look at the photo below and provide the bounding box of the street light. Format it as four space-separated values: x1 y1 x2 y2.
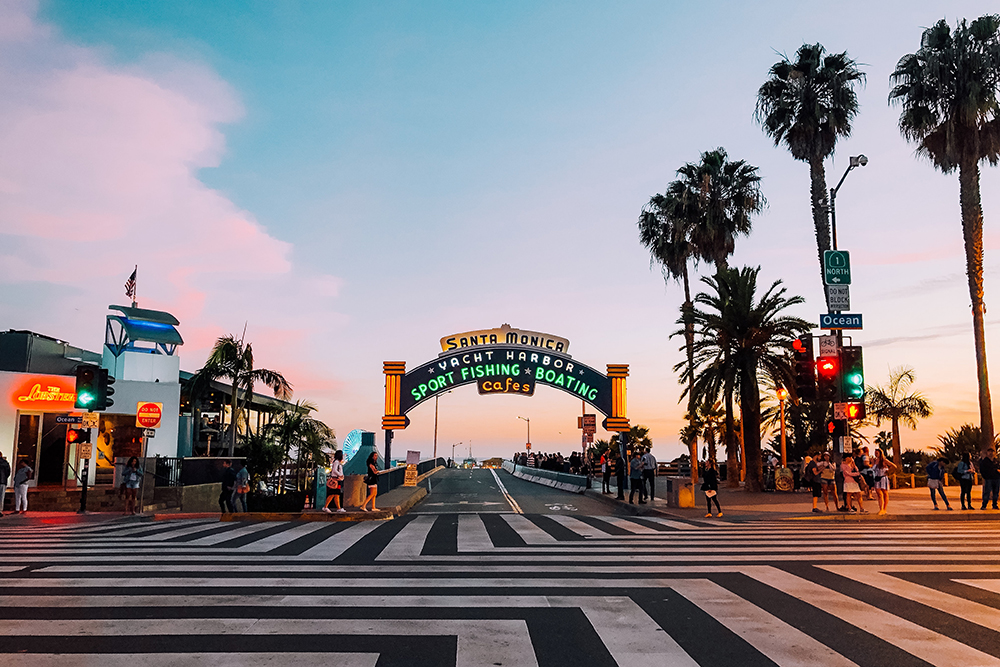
775 387 789 468
451 441 463 467
829 154 867 251
517 416 530 448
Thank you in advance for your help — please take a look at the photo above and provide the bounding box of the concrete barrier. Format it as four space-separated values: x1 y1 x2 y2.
502 460 587 494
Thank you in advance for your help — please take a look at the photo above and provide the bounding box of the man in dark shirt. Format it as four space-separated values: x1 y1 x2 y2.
0 452 9 517
979 450 1000 510
219 459 236 513
614 451 626 500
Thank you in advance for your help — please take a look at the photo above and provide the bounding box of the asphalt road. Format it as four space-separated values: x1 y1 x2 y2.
412 467 631 515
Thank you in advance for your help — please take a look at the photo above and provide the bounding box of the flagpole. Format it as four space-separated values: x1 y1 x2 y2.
132 265 137 308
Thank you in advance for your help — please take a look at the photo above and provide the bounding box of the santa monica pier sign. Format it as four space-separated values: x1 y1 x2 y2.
382 324 629 433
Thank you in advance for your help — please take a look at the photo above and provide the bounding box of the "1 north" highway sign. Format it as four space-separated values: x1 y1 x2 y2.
824 250 851 285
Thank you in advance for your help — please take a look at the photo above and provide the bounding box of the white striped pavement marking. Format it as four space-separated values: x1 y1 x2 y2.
237 522 330 552
0 619 538 667
670 578 860 667
555 595 699 667
823 566 1000 634
490 468 522 514
596 517 663 534
500 514 557 544
458 514 494 552
185 522 281 546
954 579 1000 595
632 516 703 531
745 566 1000 666
546 515 608 538
0 655 378 667
295 522 381 560
377 515 437 560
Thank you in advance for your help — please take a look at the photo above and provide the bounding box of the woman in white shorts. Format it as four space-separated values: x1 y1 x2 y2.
841 456 865 513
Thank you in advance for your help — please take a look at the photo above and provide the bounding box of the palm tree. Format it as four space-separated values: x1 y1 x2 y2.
640 149 765 485
685 267 811 491
197 333 293 456
866 366 933 467
934 424 998 461
265 400 334 493
755 44 865 302
889 15 1000 452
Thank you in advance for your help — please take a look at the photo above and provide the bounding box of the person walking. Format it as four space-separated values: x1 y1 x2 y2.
840 455 865 513
232 461 250 513
219 459 236 514
0 452 9 517
802 455 822 513
613 449 626 500
360 451 379 512
955 452 976 511
121 457 143 515
641 447 657 501
980 450 1000 510
817 452 838 512
702 459 722 517
926 457 953 510
601 452 611 495
323 450 346 513
12 460 32 515
628 449 645 505
870 449 897 515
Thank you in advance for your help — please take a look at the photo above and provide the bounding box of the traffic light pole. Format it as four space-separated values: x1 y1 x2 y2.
78 428 90 514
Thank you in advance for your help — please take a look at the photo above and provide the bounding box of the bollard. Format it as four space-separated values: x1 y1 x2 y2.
911 473 915 488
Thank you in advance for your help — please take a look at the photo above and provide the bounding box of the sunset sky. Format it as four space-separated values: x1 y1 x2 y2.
2 0 999 461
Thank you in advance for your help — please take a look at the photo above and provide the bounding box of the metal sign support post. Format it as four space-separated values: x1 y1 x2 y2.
77 428 91 514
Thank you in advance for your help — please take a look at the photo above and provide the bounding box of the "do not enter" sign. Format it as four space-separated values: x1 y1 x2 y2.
136 402 163 429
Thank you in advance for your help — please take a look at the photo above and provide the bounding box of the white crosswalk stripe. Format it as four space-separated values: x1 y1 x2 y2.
2 515 1000 666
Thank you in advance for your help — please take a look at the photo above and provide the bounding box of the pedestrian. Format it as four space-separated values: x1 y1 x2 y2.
926 457 953 510
870 449 897 515
702 459 722 517
840 455 865 513
0 452 9 517
12 459 32 515
601 452 611 494
219 459 236 513
859 447 875 500
628 449 645 505
360 451 379 512
641 447 657 501
817 452 838 511
323 450 346 513
979 449 1000 510
802 455 822 513
232 460 250 513
955 452 975 511
121 457 143 515
613 449 626 500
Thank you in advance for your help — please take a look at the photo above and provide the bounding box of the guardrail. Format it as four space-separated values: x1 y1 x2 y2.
376 457 446 495
502 460 588 493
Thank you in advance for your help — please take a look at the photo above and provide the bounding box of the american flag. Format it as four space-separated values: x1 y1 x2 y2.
124 268 137 301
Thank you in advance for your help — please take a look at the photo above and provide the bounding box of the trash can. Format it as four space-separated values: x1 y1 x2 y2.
343 474 366 509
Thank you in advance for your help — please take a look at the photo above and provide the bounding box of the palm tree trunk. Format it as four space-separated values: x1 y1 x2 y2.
228 379 239 457
891 416 901 469
741 362 764 492
959 160 995 453
724 375 739 487
682 265 699 487
809 157 832 307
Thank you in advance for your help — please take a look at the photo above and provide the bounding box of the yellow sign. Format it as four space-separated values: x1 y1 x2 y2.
403 464 418 487
82 413 99 429
441 324 570 355
79 444 93 459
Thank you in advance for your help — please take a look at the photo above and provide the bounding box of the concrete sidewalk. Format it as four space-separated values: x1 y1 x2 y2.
586 479 1000 522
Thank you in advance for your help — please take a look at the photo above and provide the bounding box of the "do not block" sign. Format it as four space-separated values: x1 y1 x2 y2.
136 402 163 429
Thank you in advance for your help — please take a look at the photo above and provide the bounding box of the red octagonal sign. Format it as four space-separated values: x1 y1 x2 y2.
136 402 163 429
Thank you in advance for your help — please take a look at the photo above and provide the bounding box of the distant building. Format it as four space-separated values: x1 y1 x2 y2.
482 457 503 469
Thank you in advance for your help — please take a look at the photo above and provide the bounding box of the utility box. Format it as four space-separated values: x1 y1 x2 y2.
664 476 696 508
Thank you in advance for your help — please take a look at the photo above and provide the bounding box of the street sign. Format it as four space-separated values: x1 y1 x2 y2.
818 334 839 357
824 250 851 285
56 415 82 424
144 428 156 438
841 436 853 454
81 412 99 429
136 402 163 429
820 313 863 330
79 444 93 459
827 284 850 310
833 403 849 420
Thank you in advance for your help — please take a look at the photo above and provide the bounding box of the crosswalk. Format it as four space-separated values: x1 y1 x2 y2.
1 514 1000 666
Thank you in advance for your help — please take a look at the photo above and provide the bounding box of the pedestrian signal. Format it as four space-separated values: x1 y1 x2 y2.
66 427 90 445
845 402 865 420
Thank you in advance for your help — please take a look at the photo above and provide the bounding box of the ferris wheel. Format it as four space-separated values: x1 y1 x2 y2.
341 429 365 463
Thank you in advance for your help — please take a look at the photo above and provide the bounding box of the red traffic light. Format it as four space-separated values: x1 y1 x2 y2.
817 356 839 378
793 338 806 353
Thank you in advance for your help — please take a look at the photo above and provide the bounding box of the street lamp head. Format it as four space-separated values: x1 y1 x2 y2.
850 154 868 168
776 387 788 400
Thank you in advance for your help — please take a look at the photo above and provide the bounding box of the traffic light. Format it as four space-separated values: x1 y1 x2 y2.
792 334 816 400
827 419 847 448
74 365 99 409
841 346 865 402
844 402 865 420
816 355 840 401
65 427 90 445
95 368 116 411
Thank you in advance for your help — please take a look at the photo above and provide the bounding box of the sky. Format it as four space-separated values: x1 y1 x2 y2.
2 0 999 462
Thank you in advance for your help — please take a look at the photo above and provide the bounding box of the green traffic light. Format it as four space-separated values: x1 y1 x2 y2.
78 391 95 405
846 372 863 385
